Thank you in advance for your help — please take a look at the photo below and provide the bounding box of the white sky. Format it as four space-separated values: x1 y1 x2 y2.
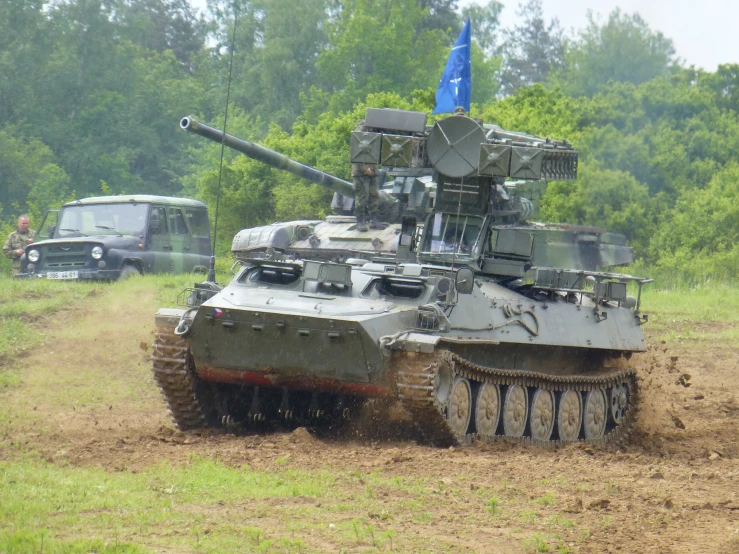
187 0 736 71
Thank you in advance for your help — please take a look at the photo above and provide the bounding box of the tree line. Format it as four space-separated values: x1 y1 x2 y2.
1 0 737 282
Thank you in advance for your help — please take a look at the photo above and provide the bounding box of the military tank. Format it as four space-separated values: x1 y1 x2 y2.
152 109 651 446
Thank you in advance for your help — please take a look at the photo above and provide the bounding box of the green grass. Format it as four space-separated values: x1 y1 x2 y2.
640 283 739 323
1 453 550 552
535 493 556 506
0 457 332 553
485 496 502 515
0 278 106 358
0 269 232 388
638 282 739 344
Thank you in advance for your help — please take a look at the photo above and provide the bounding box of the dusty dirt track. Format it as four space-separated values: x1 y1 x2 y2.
2 281 739 552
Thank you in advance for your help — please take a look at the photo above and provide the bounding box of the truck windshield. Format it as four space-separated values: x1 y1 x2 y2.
57 203 149 237
422 213 483 256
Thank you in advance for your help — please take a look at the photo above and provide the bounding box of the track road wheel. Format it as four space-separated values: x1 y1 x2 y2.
557 390 582 442
503 384 528 437
583 389 607 439
474 383 501 437
530 388 555 440
434 355 454 407
610 383 629 424
447 377 472 436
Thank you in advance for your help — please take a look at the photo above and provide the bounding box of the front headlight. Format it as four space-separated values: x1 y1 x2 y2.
28 249 40 262
91 246 104 260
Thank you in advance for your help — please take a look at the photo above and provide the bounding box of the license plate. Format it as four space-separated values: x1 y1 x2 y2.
47 271 79 280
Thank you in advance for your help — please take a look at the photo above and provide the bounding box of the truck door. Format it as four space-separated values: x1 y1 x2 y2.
183 207 211 271
167 207 193 273
148 206 172 273
37 210 60 240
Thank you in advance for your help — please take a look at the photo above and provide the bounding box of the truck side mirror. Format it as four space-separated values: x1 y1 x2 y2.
46 225 56 237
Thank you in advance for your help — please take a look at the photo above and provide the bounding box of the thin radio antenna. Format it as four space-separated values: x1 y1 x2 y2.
449 177 465 270
207 3 239 283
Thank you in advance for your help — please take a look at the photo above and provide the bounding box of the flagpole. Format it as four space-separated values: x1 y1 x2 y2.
432 19 472 115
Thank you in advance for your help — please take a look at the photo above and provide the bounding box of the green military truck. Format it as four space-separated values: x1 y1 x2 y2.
16 195 212 280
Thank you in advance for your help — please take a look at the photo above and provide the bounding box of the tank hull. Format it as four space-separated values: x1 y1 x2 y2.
153 261 646 444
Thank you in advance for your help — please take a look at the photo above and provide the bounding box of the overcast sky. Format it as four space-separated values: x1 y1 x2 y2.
187 0 736 71
485 0 734 70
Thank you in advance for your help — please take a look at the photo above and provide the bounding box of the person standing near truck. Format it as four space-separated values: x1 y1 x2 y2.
3 215 35 276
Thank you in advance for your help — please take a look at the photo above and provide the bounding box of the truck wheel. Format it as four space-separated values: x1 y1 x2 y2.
119 265 142 280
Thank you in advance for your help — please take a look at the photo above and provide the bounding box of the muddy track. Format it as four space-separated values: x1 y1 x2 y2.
395 350 639 448
151 328 208 429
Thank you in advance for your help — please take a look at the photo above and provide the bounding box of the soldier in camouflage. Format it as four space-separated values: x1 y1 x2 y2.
351 120 381 232
3 215 35 276
351 162 380 232
352 160 381 231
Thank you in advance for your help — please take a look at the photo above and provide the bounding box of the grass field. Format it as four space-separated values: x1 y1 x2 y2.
0 274 737 553
640 282 739 344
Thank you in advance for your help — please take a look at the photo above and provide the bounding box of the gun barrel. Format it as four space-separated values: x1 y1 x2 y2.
181 117 356 198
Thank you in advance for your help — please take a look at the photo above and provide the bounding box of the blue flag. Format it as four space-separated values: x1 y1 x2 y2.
432 19 471 114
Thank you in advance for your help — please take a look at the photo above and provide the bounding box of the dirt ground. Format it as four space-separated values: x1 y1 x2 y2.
2 281 739 553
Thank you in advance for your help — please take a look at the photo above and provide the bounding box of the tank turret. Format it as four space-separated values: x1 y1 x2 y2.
351 108 630 272
182 111 629 269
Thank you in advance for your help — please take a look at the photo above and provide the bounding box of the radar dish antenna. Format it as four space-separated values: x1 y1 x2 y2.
426 115 485 178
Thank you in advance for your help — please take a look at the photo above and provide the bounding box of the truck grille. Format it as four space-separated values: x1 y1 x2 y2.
48 244 85 253
44 256 87 268
38 243 89 270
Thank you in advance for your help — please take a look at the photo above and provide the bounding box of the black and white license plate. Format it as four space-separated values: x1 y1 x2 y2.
46 271 79 280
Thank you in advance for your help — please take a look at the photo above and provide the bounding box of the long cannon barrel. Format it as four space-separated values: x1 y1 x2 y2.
181 117 357 198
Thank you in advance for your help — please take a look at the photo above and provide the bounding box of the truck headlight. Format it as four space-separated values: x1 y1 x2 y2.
91 246 104 260
28 249 40 262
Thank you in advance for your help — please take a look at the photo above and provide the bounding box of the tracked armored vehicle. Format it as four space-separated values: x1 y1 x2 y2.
153 109 650 446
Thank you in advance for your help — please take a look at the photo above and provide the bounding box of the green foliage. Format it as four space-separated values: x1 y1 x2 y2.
462 0 503 57
553 9 676 97
316 0 448 114
1 0 738 281
463 1 504 103
419 0 462 35
649 163 739 281
112 0 208 70
499 0 566 95
481 84 583 139
542 164 652 252
0 127 71 219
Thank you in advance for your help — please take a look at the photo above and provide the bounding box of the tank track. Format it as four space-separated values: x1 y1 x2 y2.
395 349 640 448
151 326 208 430
152 326 361 430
